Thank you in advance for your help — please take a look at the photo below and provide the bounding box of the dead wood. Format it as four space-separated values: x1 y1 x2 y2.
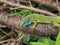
0 13 59 37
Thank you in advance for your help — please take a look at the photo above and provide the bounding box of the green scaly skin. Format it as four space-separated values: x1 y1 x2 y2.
20 14 60 31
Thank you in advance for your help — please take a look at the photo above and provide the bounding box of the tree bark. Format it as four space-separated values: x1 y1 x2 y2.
0 13 59 37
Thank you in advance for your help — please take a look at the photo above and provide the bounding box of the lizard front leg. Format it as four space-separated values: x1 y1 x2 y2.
31 22 37 32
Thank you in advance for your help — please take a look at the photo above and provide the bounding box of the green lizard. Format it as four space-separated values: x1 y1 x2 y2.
20 14 60 31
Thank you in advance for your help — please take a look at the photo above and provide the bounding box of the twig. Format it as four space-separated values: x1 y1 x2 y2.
56 0 60 15
17 34 25 41
0 35 8 41
29 0 32 7
0 29 10 36
0 0 56 16
0 39 15 44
